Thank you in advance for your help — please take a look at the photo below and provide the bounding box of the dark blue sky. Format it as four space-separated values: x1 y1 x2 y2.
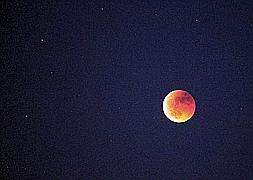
2 0 253 179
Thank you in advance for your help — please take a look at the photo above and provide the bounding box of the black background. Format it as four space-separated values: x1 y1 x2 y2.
2 0 253 179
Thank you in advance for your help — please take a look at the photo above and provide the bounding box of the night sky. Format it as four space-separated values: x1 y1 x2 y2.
2 0 253 179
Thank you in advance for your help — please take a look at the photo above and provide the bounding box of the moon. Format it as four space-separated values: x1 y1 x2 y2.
163 90 196 123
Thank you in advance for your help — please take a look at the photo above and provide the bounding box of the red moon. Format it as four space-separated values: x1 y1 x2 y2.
163 90 196 123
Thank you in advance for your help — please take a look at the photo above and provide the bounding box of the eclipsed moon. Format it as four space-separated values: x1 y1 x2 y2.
163 90 196 123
